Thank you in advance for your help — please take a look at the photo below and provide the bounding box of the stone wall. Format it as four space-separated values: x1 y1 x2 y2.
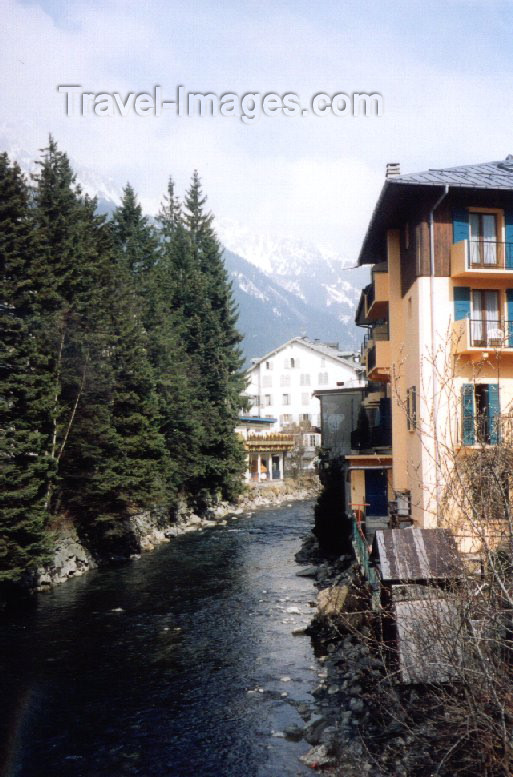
36 478 320 591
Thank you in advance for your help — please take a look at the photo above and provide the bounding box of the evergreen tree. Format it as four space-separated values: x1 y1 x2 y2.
182 171 247 499
110 186 175 510
155 178 208 493
0 154 52 585
33 141 170 548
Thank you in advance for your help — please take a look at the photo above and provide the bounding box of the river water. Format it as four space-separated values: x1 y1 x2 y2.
0 501 319 777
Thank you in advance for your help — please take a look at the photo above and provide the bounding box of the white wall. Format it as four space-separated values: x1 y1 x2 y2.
245 340 362 431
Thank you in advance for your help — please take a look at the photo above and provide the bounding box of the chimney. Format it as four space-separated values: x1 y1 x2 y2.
386 162 401 178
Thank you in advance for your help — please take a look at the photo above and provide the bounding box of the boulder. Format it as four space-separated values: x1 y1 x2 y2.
296 566 318 578
317 585 349 618
299 744 335 769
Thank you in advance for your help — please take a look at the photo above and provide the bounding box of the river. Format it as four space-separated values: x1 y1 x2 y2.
0 500 319 777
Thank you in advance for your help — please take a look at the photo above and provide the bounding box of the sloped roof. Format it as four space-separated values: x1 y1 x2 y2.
391 157 513 189
358 157 513 265
374 528 463 583
247 336 359 373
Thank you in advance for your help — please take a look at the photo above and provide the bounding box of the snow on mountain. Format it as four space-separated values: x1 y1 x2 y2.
218 217 369 335
223 248 359 363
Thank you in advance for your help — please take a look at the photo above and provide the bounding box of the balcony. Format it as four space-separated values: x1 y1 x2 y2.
366 267 389 321
363 322 390 381
367 342 391 381
453 317 513 355
451 239 513 278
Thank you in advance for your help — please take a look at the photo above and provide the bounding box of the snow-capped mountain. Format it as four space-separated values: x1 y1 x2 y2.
223 248 360 364
217 218 369 335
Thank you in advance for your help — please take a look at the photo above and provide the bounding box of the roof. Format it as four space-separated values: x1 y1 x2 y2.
395 597 462 684
374 528 463 583
392 157 513 189
358 157 513 265
313 386 366 397
238 416 276 425
247 336 359 372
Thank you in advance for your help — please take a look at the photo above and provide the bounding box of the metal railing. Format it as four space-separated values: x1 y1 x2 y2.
469 318 513 347
351 508 379 590
468 239 513 269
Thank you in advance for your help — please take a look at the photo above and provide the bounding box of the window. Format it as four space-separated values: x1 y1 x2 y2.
462 383 500 445
250 394 259 406
471 289 502 347
301 413 311 423
280 374 291 387
262 374 272 388
318 372 328 385
264 394 272 406
407 386 417 431
265 360 273 370
309 434 317 446
282 394 290 405
469 212 498 266
282 413 292 423
320 357 326 368
300 373 311 386
301 392 310 406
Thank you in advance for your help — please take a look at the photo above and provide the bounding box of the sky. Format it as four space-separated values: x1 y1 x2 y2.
2 0 513 261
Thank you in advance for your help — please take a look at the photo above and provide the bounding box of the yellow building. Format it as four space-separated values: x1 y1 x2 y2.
352 157 513 554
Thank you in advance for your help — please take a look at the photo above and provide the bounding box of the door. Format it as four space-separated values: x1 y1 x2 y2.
364 469 388 516
469 212 497 266
471 289 500 346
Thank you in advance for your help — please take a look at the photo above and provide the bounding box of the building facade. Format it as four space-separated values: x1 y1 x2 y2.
245 336 364 433
351 157 513 554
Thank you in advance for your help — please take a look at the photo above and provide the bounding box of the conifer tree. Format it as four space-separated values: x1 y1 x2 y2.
32 141 170 547
182 171 247 498
0 154 52 585
110 186 174 510
155 178 208 493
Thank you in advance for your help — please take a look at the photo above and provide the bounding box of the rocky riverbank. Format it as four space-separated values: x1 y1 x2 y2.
294 534 384 775
36 478 320 591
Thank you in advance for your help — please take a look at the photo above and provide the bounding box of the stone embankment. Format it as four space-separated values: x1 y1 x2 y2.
37 479 320 591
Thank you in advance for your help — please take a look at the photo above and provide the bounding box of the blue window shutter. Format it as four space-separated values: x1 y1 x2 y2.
452 208 469 244
462 384 475 445
506 290 513 346
488 384 500 445
453 286 471 321
505 210 513 268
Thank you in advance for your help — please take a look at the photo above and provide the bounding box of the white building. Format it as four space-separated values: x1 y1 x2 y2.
245 337 364 438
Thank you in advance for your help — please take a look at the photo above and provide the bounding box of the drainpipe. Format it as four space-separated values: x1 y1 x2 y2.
428 185 449 524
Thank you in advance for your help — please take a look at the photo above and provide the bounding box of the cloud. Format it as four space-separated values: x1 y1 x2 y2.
2 0 513 258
